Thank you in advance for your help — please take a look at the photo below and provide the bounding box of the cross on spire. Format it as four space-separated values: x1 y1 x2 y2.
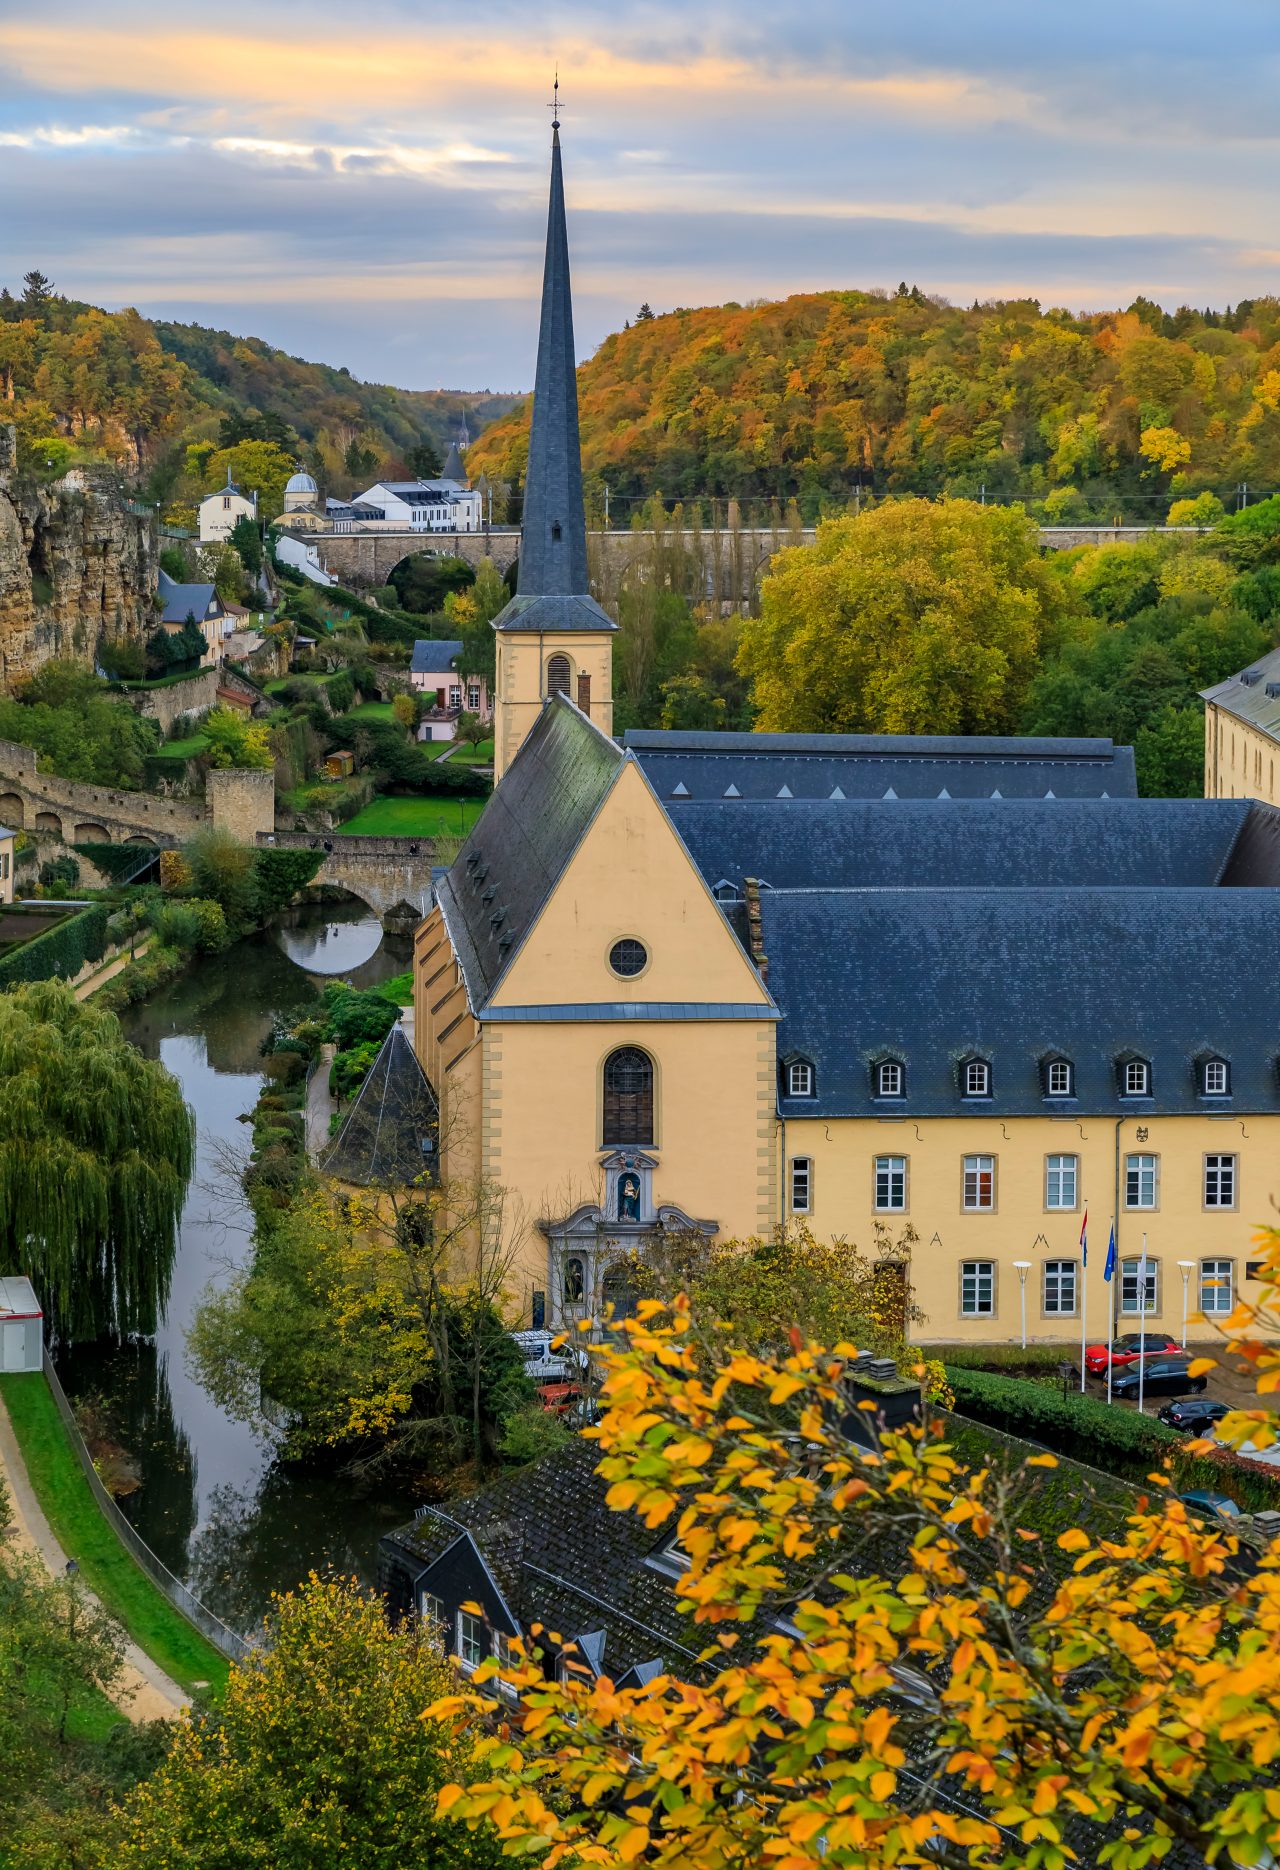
547 71 562 128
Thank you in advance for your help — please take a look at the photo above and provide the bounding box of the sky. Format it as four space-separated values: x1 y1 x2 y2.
1 0 1278 391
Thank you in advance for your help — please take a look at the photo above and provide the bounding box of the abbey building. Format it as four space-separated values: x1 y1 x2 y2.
412 124 1280 1347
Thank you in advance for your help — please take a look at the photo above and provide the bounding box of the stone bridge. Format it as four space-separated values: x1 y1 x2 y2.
304 522 1207 601
258 830 436 934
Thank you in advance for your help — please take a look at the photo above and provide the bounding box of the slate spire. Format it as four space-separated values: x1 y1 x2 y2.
517 123 589 598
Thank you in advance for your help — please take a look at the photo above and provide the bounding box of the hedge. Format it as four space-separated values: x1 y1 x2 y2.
0 901 109 987
73 842 159 881
946 1364 1280 1514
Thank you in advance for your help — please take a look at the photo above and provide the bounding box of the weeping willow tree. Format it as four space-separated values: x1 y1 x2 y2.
0 981 194 1342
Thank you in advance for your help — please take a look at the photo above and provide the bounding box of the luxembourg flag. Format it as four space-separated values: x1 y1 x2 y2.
1079 1209 1088 1268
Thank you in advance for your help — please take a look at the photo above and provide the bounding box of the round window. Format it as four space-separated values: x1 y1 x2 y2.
609 938 648 979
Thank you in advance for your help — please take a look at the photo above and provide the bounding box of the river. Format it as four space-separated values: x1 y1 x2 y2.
54 899 420 1636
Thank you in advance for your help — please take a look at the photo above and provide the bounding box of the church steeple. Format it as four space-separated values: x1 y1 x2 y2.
518 122 588 598
490 110 615 785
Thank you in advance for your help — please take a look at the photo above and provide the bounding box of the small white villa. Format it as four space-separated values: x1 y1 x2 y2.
198 473 258 544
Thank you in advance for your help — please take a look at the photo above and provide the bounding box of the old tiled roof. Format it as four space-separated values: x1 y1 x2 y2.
625 728 1138 799
157 569 218 624
437 695 622 1009
410 638 464 676
763 884 1280 1118
320 1024 438 1187
670 796 1251 893
1201 642 1280 740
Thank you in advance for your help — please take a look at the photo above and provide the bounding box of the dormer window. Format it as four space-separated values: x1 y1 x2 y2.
1121 1058 1151 1098
875 1059 904 1099
962 1058 991 1099
786 1059 815 1099
551 522 562 541
1045 1058 1074 1099
1202 1058 1230 1097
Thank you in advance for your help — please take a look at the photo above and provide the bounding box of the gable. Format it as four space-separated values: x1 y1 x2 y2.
489 758 772 1011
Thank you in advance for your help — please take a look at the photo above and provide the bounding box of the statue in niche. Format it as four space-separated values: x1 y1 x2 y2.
563 1256 585 1304
617 1172 641 1222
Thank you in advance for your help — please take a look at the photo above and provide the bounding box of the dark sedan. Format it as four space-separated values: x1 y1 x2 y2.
1110 1358 1206 1401
1158 1397 1231 1434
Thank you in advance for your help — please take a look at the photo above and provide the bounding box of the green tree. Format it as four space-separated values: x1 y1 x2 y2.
0 982 193 1339
203 441 296 524
201 706 274 770
741 501 1069 734
229 514 263 577
659 672 727 731
408 439 443 478
185 827 259 929
116 1575 502 1870
388 553 475 616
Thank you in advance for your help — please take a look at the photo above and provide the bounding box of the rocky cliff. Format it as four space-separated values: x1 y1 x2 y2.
0 424 158 691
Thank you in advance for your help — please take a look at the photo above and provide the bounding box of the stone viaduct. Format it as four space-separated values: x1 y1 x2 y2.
306 522 1209 602
258 831 436 934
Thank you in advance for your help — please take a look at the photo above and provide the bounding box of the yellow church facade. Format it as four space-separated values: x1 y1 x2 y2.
411 116 1280 1351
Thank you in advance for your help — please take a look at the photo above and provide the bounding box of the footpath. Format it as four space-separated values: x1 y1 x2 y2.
0 1389 188 1722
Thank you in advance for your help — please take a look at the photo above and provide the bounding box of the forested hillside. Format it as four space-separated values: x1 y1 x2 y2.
469 288 1280 524
0 270 517 497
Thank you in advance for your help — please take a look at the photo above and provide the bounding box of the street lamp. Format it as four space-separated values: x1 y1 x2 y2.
1012 1261 1032 1351
1178 1260 1196 1349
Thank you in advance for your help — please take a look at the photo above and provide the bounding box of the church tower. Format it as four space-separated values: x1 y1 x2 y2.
491 111 615 784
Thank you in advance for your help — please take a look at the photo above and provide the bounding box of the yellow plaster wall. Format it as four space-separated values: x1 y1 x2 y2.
491 760 771 1010
413 906 482 1188
783 1112 1280 1343
494 632 615 782
1205 702 1280 805
485 1015 777 1307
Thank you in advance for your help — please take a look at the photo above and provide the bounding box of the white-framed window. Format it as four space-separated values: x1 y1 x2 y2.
787 1060 814 1098
876 1060 904 1098
963 1059 991 1098
457 1610 484 1669
790 1157 812 1214
962 1154 995 1210
1122 1059 1151 1097
448 684 462 709
1043 1260 1077 1316
1045 1059 1073 1098
1045 1154 1078 1210
421 1592 445 1630
1204 1154 1236 1209
1125 1153 1157 1210
1202 1059 1230 1097
960 1260 995 1316
874 1155 906 1212
1200 1258 1234 1315
467 683 481 711
1120 1257 1158 1316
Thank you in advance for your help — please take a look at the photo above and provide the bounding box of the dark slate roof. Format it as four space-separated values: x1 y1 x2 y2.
410 638 464 676
442 441 466 482
762 885 1280 1118
384 1436 699 1679
320 1025 438 1187
491 591 616 634
670 797 1251 894
156 569 219 624
1201 642 1280 739
625 729 1137 799
437 695 622 1009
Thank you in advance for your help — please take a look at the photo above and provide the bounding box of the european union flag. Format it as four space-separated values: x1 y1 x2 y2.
1103 1222 1117 1282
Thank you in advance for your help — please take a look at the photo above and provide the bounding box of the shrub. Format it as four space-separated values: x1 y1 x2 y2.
329 1040 380 1102
37 854 80 891
186 827 258 928
0 902 109 987
322 984 400 1051
945 1365 1177 1480
326 671 355 714
147 900 204 950
253 847 322 917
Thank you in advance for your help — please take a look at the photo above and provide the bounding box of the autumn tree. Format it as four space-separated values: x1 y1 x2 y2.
202 440 296 523
436 1282 1280 1869
115 1575 503 1870
740 500 1070 735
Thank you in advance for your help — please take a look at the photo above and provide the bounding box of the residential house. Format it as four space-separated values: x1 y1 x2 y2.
0 825 14 905
409 639 491 741
274 531 337 586
156 569 228 666
197 473 257 544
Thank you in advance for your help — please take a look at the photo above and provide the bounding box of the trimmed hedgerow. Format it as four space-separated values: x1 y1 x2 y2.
0 901 109 987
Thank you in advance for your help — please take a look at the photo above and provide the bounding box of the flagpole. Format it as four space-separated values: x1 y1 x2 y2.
1105 1218 1117 1407
1137 1231 1148 1416
1079 1207 1088 1394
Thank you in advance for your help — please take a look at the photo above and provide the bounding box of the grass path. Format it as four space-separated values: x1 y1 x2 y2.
0 1374 229 1704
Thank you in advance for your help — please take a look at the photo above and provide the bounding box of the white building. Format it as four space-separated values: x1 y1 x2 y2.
348 479 483 533
283 469 319 514
275 532 337 586
198 472 258 543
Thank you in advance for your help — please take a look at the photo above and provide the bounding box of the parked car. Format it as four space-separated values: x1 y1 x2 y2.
1084 1331 1180 1376
1178 1490 1241 1520
1110 1357 1205 1400
1158 1397 1231 1434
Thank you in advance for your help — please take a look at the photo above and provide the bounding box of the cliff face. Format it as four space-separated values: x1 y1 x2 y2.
0 425 158 691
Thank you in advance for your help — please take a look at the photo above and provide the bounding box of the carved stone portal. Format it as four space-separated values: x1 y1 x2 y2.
542 1152 717 1332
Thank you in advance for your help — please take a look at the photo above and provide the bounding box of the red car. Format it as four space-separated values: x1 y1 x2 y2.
1084 1331 1180 1376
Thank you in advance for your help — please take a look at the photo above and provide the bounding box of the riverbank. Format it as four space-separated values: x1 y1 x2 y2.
0 1372 228 1702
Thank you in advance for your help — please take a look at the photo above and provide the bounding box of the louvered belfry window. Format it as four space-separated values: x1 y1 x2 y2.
547 653 572 697
603 1047 653 1145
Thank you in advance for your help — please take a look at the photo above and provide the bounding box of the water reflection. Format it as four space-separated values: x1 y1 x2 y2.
54 900 417 1630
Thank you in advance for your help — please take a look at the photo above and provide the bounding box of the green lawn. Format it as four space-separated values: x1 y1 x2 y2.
444 738 494 766
345 700 397 724
336 794 486 838
151 733 209 762
0 1373 230 1698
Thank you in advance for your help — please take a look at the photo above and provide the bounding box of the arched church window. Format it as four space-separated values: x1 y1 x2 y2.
563 1256 585 1304
603 1047 654 1146
547 654 571 697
